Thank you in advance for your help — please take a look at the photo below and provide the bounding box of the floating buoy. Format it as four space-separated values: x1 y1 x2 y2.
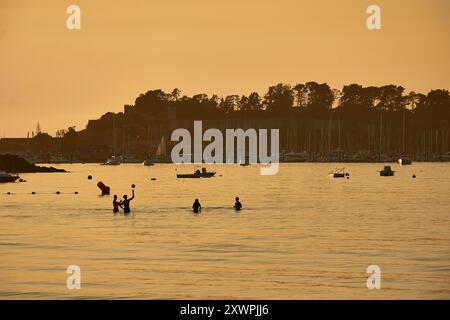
412 174 416 178
131 184 136 188
97 181 110 195
7 192 11 195
74 191 79 194
31 192 36 194
56 191 60 194
150 178 156 181
346 176 350 179
88 175 93 180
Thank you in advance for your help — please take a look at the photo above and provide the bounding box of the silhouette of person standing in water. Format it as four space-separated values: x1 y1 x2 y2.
112 195 122 213
192 199 201 214
120 190 135 214
234 197 242 211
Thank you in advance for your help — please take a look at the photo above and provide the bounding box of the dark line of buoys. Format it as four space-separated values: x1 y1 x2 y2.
4 191 79 195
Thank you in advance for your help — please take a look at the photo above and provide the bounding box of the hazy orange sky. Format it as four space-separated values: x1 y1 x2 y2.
1 0 449 137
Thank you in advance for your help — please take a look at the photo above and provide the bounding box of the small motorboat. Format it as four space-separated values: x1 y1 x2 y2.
143 159 154 166
380 166 395 176
101 156 121 166
239 157 252 167
0 171 20 183
439 152 450 161
239 156 253 166
177 168 216 179
199 167 216 177
398 157 412 166
329 167 349 178
177 172 201 179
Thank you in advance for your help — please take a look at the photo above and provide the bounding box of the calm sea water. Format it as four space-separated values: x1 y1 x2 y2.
0 163 449 299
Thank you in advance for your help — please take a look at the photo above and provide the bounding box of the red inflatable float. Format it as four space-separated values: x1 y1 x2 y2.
97 181 110 195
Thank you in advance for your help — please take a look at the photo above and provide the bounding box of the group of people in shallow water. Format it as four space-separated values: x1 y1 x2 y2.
112 189 135 214
192 197 242 213
112 190 242 214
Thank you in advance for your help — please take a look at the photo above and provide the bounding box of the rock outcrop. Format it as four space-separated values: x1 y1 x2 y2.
0 154 66 173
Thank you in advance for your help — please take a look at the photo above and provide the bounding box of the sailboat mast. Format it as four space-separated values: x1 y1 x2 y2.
147 125 151 156
338 117 341 150
379 110 383 160
122 127 125 160
113 117 117 157
402 109 406 154
328 109 332 156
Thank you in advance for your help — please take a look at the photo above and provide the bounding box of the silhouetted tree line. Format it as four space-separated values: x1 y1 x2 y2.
51 82 450 160
118 83 449 122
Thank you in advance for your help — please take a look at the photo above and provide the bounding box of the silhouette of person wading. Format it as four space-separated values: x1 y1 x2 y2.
112 195 122 213
120 190 135 214
192 199 201 214
234 197 242 211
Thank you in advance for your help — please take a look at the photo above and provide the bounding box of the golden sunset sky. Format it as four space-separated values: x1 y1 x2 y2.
1 0 449 137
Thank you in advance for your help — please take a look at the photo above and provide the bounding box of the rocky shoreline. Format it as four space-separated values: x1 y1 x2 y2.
0 154 66 173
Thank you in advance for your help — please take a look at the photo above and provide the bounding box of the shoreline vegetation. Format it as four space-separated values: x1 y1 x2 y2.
1 82 449 163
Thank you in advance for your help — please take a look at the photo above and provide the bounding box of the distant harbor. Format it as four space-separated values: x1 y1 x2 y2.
1 85 449 165
2 151 450 165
